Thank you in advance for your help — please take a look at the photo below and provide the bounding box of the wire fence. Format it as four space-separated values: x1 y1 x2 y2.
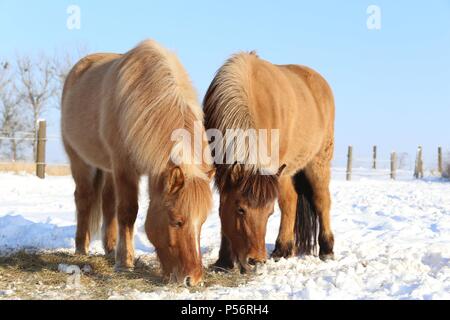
0 125 448 181
0 121 70 177
332 145 447 181
0 132 62 162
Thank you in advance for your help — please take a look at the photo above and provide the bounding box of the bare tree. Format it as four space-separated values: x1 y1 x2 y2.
52 51 73 97
0 61 9 82
52 46 87 108
0 48 87 161
0 60 29 161
0 60 8 154
16 54 56 158
0 93 28 161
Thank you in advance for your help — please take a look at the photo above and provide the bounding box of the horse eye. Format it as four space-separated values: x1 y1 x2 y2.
171 220 184 228
237 207 246 216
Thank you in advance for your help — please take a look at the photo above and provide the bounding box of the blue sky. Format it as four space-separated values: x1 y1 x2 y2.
1 0 449 165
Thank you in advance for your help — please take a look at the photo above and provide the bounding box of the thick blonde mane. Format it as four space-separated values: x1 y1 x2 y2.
204 51 276 176
117 40 206 178
203 52 257 133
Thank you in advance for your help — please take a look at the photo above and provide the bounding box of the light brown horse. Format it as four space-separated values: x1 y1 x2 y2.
61 40 214 286
204 52 335 273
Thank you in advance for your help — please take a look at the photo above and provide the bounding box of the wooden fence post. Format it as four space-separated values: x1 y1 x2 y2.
372 145 377 169
438 146 443 175
346 146 353 181
390 152 397 180
414 147 418 178
36 120 46 179
414 146 423 179
418 147 424 178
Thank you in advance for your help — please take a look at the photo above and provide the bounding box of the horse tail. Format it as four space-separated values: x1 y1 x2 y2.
88 169 104 238
293 170 318 255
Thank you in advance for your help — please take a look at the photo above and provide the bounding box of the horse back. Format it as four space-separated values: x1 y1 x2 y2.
281 64 335 125
248 59 335 173
63 53 120 98
61 53 122 171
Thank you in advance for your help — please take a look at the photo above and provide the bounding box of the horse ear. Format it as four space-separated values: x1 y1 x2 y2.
167 166 185 194
276 164 287 177
230 162 242 185
207 168 216 180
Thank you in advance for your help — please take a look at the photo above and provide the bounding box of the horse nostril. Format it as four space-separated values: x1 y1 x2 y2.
184 276 192 287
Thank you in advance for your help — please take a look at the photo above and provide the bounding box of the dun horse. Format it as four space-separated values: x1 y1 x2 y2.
204 52 335 272
61 40 214 286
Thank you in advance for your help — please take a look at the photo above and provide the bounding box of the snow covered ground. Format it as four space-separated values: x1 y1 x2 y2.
0 172 449 299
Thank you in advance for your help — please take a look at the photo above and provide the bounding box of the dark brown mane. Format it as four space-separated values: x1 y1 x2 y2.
215 164 279 207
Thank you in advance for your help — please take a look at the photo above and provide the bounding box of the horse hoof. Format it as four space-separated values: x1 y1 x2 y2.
271 241 294 261
114 264 134 272
209 261 234 273
319 253 335 261
271 251 282 261
104 249 116 259
75 248 88 256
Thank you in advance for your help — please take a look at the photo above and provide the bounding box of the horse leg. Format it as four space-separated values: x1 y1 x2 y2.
272 175 297 260
113 165 139 271
102 172 117 257
304 155 335 260
65 144 101 255
212 233 235 271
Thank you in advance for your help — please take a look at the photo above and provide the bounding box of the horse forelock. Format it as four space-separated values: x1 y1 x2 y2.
165 175 213 220
215 165 279 208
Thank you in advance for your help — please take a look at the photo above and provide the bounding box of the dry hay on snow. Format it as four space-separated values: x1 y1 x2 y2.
0 250 250 300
